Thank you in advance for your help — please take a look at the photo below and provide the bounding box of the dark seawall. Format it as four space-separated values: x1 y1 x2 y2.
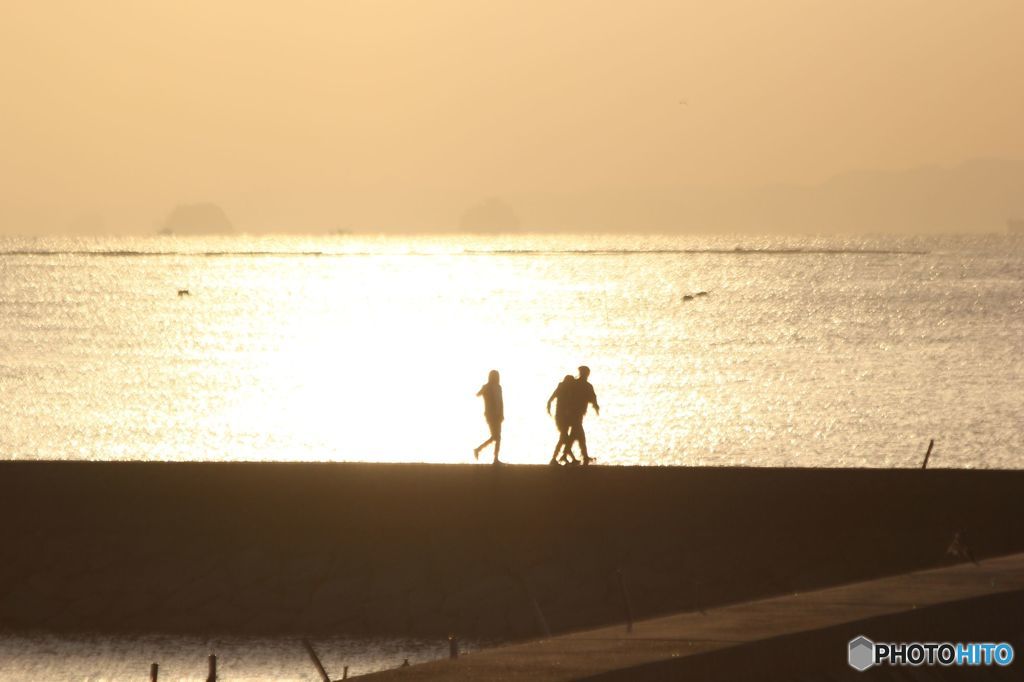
0 462 1022 639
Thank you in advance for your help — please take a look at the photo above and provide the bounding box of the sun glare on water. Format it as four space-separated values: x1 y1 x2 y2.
195 245 618 464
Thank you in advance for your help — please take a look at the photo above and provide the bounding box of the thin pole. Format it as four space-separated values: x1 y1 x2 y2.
449 635 459 659
301 639 332 682
517 574 550 637
617 569 635 633
529 593 551 637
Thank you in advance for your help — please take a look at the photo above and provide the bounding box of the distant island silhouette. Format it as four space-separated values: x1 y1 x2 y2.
159 203 234 235
459 197 521 233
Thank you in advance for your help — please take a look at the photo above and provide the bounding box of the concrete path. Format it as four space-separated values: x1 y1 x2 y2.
366 553 1024 681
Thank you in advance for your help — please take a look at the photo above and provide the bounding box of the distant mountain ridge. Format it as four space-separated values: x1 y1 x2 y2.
508 158 1024 233
795 158 1024 232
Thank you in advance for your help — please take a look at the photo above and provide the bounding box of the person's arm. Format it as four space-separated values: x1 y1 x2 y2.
476 385 484 397
497 386 504 421
546 388 558 415
590 386 600 416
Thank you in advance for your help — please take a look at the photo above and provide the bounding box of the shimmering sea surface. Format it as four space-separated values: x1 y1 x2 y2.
1 233 1021 467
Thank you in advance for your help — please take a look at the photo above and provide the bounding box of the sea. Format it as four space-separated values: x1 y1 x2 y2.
1 232 1021 469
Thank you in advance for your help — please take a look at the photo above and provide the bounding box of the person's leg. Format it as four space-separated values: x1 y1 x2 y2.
489 420 502 463
561 426 578 464
575 422 590 464
553 422 573 464
474 436 493 459
550 432 565 464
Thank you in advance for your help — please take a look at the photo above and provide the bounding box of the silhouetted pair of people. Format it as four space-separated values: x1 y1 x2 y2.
547 366 599 466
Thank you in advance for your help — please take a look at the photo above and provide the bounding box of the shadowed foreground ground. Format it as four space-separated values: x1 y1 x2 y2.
366 553 1024 681
0 462 1022 641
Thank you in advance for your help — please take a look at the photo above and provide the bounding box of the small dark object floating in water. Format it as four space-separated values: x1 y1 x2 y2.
177 289 190 297
683 291 709 301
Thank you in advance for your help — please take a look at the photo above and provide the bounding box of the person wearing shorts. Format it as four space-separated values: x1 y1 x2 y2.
474 369 504 464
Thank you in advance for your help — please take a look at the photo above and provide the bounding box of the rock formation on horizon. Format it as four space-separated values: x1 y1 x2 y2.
459 197 521 233
159 203 234 235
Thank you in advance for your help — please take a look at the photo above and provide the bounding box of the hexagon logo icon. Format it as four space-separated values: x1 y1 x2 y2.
848 636 875 671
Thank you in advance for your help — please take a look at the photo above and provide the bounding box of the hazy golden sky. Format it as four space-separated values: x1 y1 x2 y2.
1 1 1022 232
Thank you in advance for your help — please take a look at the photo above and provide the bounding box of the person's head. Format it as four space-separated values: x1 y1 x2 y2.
562 374 574 383
488 369 500 384
578 365 590 380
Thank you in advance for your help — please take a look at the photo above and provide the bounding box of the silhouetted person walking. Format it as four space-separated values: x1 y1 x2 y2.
547 374 579 465
568 365 599 465
474 369 504 464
